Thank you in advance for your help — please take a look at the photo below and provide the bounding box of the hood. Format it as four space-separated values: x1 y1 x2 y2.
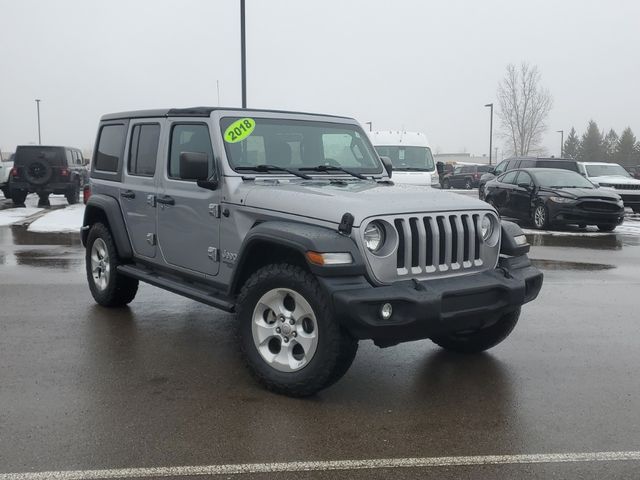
241 179 490 225
547 187 621 200
588 175 640 185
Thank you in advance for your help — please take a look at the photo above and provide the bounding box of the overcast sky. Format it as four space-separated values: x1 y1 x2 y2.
1 0 639 159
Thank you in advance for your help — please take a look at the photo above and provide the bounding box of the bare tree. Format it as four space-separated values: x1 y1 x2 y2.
496 63 553 156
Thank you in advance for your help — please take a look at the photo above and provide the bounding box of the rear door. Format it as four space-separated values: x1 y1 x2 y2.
156 121 221 276
119 121 163 259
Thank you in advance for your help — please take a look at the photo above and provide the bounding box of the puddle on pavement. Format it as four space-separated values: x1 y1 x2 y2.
530 259 616 271
0 226 83 270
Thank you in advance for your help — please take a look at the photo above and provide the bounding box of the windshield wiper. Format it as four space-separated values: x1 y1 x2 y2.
299 165 370 180
235 164 311 180
393 167 429 171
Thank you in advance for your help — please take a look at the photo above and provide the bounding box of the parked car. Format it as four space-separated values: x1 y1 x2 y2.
0 153 14 198
479 157 580 200
81 106 542 397
578 162 640 213
442 164 492 189
484 168 624 231
9 145 89 205
624 165 640 180
369 131 439 187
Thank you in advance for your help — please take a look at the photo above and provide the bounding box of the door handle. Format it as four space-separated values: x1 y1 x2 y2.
156 195 175 206
120 190 135 199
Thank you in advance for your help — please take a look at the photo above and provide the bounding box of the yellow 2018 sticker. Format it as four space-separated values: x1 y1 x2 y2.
224 118 256 143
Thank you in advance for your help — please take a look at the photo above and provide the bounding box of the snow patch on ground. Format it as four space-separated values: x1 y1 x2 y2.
0 207 43 226
27 204 85 233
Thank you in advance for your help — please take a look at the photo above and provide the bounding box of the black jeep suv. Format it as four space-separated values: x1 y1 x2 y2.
9 145 89 206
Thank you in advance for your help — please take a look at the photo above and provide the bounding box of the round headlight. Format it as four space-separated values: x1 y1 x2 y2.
481 215 494 240
364 222 385 252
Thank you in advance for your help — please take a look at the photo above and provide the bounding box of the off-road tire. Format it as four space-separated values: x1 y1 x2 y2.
24 160 53 185
11 190 27 205
86 222 138 307
597 224 616 232
236 263 358 397
66 180 80 205
431 309 520 353
1 187 8 199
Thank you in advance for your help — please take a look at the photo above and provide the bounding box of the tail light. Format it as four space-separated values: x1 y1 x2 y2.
10 167 18 177
83 184 91 204
59 167 70 177
474 172 481 179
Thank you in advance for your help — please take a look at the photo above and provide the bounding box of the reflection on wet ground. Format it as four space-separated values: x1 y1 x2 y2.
0 226 83 269
530 259 615 271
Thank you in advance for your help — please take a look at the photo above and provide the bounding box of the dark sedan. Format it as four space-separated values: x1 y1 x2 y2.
484 168 624 231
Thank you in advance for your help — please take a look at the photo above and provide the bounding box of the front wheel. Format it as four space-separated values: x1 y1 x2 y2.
532 204 549 229
431 309 520 353
597 224 617 232
86 223 139 307
237 264 358 397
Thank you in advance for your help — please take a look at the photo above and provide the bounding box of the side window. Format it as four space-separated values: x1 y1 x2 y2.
516 171 533 186
519 159 535 168
453 166 463 174
501 171 519 184
461 166 473 174
65 149 73 165
507 159 521 170
129 124 160 177
168 124 214 179
95 124 127 172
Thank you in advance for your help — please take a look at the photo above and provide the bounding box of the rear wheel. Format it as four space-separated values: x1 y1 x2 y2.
237 264 358 397
597 224 616 232
532 204 549 229
442 179 450 189
464 178 472 189
432 309 520 353
66 181 80 205
11 190 27 205
86 223 138 307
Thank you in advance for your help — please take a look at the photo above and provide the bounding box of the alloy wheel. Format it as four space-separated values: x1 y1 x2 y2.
90 238 110 291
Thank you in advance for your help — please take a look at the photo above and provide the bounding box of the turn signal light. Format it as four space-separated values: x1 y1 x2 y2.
305 251 353 266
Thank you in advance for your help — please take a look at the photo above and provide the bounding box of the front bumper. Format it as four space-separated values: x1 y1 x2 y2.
548 203 624 225
321 255 543 347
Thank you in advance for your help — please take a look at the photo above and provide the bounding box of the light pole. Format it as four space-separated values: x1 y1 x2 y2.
365 121 372 131
484 103 493 165
35 99 42 145
557 130 564 157
240 0 247 108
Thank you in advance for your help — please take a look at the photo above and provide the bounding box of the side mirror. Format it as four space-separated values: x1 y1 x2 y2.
179 151 209 181
380 156 393 178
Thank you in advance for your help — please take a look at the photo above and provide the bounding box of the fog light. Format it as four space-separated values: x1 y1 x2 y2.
380 303 393 320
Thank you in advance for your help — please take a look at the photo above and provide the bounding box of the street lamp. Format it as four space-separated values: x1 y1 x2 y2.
557 130 564 157
35 99 42 145
484 103 493 165
240 0 247 108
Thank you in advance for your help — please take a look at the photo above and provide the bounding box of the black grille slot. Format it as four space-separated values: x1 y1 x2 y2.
423 217 434 266
449 216 458 264
395 219 405 269
473 214 481 260
461 214 471 262
437 216 446 265
409 217 420 267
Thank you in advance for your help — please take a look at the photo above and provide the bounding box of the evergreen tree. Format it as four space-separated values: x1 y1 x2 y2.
615 127 639 167
603 129 619 163
563 127 580 159
579 120 604 162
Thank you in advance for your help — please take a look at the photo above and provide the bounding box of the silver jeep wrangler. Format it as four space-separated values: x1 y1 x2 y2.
82 107 543 397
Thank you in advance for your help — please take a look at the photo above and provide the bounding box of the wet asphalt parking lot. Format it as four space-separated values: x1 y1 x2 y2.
1 197 640 479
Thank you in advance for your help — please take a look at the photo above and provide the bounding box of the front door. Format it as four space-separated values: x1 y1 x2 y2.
510 171 534 221
156 121 221 276
119 121 163 259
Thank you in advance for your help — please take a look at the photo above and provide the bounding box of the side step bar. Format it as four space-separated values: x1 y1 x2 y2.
117 264 235 312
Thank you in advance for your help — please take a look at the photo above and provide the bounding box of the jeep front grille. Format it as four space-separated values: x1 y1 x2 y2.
360 211 500 283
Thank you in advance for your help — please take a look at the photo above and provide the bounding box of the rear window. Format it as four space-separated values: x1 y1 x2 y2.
536 160 578 172
129 124 160 176
14 146 64 166
478 165 492 172
95 124 126 172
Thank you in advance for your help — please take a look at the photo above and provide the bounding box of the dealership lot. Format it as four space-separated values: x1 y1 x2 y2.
1 201 640 479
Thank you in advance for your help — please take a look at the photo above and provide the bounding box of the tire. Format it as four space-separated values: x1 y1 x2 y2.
464 178 472 189
442 179 450 189
597 224 616 232
66 181 80 205
85 223 138 307
1 187 8 199
11 190 27 205
432 309 520 353
633 207 640 214
237 263 358 397
532 204 549 229
24 160 53 186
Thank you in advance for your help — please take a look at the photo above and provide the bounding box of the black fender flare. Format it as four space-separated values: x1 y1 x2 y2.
81 194 133 259
229 221 367 294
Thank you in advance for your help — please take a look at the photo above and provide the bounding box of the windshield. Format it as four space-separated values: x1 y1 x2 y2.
585 164 631 178
374 146 435 171
220 117 382 175
534 170 595 189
